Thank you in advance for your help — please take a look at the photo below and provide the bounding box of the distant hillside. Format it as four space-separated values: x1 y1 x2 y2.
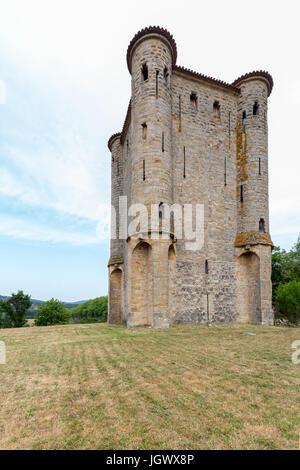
70 300 89 306
0 295 91 318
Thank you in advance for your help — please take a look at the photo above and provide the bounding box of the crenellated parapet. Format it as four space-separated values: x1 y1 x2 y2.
232 71 273 96
126 26 177 73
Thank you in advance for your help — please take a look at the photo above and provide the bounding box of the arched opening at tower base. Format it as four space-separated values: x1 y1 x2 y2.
130 242 153 326
109 268 123 324
236 252 260 323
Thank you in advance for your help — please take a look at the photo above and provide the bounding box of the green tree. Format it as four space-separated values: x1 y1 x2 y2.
272 246 288 302
35 299 71 326
0 291 31 328
286 235 300 282
71 297 108 323
0 304 5 329
271 235 300 302
0 309 13 329
275 280 300 324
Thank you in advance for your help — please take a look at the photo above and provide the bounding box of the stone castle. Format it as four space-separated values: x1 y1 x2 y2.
107 26 274 328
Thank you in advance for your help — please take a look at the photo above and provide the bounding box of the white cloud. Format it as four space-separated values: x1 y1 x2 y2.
0 127 109 222
0 213 104 245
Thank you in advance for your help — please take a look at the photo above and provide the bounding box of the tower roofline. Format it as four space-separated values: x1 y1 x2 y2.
232 71 273 96
126 26 177 74
173 65 240 94
107 132 121 151
107 100 132 151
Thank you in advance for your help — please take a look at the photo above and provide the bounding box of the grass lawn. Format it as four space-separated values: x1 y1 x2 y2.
0 323 299 450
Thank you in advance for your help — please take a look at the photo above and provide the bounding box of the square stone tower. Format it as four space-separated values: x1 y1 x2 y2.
107 26 274 328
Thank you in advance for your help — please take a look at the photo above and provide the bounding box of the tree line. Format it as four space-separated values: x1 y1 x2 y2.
0 294 108 328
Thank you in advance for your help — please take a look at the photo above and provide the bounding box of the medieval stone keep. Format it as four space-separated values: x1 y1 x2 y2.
107 26 274 328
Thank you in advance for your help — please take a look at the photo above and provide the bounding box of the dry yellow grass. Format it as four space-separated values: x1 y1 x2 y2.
0 323 299 449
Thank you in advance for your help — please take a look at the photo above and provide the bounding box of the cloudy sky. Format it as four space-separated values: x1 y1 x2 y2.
0 0 299 301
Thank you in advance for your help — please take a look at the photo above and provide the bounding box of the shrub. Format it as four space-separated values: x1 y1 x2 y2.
35 299 71 326
275 281 300 324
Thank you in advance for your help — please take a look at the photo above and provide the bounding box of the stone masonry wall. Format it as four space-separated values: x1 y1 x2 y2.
170 72 239 324
108 28 274 327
